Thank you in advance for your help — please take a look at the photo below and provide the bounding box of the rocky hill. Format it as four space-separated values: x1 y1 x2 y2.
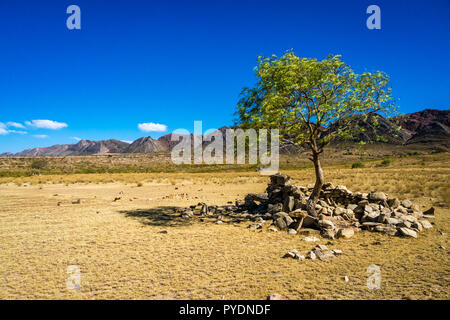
2 109 448 157
13 139 129 157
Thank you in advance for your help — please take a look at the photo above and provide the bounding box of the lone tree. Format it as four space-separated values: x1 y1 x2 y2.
235 52 397 217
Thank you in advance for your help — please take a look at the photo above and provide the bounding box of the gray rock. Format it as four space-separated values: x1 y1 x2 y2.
321 228 336 239
318 219 335 230
283 196 295 212
245 193 269 202
315 249 335 261
385 217 401 225
306 251 316 259
398 227 418 238
268 227 278 232
401 199 413 209
273 212 294 230
270 173 290 187
419 220 433 229
316 244 328 251
283 249 304 260
369 191 387 202
337 228 354 239
374 225 398 236
288 228 297 235
387 198 400 209
334 207 345 216
423 207 435 215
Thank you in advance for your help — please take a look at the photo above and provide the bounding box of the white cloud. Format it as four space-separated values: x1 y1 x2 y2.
0 122 27 135
0 122 7 135
8 130 27 135
33 134 49 139
138 122 167 133
71 137 82 141
120 140 133 144
26 120 68 130
7 122 26 129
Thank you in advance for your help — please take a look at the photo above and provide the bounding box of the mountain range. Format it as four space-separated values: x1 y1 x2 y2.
1 109 448 157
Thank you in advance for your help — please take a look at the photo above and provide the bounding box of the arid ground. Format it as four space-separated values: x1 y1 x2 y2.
0 153 449 299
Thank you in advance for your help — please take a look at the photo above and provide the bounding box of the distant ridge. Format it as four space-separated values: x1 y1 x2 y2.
1 109 448 157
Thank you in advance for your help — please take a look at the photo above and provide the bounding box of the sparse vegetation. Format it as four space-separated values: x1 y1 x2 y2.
0 160 448 299
352 161 365 169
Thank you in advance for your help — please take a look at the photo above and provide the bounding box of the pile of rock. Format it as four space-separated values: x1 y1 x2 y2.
284 245 342 261
179 173 435 239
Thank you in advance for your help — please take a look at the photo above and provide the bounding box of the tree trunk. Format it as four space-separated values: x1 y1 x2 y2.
306 151 324 217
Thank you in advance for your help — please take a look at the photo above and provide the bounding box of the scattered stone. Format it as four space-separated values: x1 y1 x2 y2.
316 244 328 251
303 236 320 242
159 230 168 234
287 228 297 235
268 227 278 232
332 249 343 255
419 220 433 229
337 228 354 239
283 249 304 260
306 251 316 260
216 220 224 224
344 276 349 282
267 294 282 300
423 207 435 215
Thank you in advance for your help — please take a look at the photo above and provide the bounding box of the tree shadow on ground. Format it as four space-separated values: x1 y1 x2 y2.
120 206 196 227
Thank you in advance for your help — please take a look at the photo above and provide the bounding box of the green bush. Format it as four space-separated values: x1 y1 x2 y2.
351 162 365 169
30 159 48 170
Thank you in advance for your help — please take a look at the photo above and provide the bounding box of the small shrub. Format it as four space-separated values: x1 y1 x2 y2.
352 162 365 169
30 159 48 170
376 159 391 167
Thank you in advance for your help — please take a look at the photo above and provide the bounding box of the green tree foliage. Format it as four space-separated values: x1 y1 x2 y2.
235 52 397 216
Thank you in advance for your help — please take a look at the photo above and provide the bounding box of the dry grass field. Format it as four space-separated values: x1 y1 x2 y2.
0 153 449 300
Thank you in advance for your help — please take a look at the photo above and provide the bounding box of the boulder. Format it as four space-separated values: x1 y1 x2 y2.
374 225 398 236
401 199 413 209
387 198 400 209
369 191 387 202
337 228 355 239
283 196 295 212
398 227 418 238
419 220 433 229
245 193 269 202
270 173 290 187
273 212 294 230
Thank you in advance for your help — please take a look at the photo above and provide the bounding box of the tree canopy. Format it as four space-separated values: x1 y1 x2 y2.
236 52 398 154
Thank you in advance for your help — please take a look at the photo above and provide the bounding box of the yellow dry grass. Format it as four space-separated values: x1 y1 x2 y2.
0 160 449 300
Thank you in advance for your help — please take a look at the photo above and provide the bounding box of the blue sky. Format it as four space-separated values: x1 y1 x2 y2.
0 0 449 153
